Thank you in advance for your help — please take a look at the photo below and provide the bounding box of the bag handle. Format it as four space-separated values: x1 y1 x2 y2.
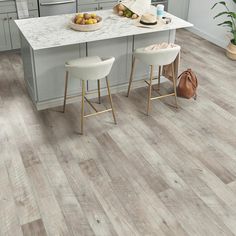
177 68 192 79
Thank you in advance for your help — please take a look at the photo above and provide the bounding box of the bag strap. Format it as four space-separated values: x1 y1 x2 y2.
188 70 198 87
177 68 192 80
177 70 187 80
187 70 198 99
187 75 198 89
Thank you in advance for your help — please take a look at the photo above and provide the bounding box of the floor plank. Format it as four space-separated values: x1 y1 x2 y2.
21 219 47 236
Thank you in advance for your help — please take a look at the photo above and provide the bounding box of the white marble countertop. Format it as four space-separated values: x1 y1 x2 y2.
15 9 193 51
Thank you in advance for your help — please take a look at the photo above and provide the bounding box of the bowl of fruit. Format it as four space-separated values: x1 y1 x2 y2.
69 13 103 32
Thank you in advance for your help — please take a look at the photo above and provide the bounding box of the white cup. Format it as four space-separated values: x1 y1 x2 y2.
156 4 164 19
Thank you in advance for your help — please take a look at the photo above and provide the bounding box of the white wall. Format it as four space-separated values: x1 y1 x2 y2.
187 0 236 48
168 0 190 20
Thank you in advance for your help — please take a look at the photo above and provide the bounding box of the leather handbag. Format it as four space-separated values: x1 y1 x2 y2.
177 69 198 99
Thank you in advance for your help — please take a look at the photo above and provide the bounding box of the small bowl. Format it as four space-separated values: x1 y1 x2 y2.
69 16 103 32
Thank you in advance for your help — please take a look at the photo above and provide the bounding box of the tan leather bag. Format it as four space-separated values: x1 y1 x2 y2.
177 69 198 99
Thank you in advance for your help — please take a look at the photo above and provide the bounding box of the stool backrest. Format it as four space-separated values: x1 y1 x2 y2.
135 45 180 66
66 57 115 81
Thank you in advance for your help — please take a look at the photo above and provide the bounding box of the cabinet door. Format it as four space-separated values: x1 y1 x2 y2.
8 13 20 49
168 0 189 20
28 0 39 10
79 0 97 5
0 14 11 51
98 1 116 10
78 3 99 12
29 10 39 18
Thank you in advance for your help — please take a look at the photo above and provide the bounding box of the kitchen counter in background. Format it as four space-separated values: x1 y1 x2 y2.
15 9 192 110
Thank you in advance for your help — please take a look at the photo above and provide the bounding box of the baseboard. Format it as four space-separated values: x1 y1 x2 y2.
186 26 227 49
0 49 20 54
35 77 168 111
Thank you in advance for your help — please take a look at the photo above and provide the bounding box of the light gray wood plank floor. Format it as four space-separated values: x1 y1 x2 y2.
0 29 236 236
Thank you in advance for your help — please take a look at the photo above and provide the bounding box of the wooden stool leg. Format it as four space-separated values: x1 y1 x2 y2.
157 65 161 91
63 71 69 113
147 65 154 115
106 77 117 124
97 79 101 104
127 57 136 97
80 80 85 134
171 63 178 108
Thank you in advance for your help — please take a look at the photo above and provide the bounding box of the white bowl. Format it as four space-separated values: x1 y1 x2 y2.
69 16 103 32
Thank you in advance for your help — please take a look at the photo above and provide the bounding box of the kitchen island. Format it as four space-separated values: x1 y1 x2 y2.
15 9 192 110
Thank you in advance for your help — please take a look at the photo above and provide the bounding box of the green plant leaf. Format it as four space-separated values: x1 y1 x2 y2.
227 12 236 19
227 16 236 21
218 21 233 27
211 1 226 9
214 11 229 18
214 11 236 19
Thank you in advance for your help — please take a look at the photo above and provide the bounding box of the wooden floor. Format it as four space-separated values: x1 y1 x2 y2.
1 29 236 236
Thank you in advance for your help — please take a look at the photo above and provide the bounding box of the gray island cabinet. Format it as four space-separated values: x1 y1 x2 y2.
15 9 192 110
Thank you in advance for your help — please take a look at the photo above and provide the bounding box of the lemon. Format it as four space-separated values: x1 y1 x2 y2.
87 19 94 24
91 13 96 18
76 17 83 24
77 13 83 18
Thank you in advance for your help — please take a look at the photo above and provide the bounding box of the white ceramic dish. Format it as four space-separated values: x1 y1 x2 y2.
69 16 103 32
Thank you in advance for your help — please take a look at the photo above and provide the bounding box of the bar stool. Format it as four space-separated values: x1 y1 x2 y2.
63 56 117 134
127 45 181 115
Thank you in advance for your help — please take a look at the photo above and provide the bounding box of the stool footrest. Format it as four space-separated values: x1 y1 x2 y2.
145 78 160 86
150 93 175 100
85 96 98 112
84 108 112 118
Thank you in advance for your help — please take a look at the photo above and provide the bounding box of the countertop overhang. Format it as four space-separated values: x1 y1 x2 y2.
15 9 193 51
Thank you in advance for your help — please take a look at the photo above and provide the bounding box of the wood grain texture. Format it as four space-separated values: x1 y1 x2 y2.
0 146 23 236
21 219 47 236
0 29 236 235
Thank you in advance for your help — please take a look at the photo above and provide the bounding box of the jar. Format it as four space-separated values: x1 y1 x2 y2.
156 4 164 19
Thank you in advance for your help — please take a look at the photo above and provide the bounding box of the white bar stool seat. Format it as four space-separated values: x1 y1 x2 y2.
127 44 181 115
63 56 117 134
66 56 102 66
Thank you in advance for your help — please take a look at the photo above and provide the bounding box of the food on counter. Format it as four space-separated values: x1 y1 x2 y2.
118 10 124 16
140 13 157 25
117 3 126 11
124 9 132 18
131 13 138 19
74 13 102 25
113 3 138 19
70 12 103 31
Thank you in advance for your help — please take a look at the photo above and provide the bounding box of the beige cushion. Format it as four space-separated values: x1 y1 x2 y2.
66 56 101 67
145 43 178 51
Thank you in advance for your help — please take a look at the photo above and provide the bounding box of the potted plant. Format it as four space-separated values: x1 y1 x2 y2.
211 0 236 60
